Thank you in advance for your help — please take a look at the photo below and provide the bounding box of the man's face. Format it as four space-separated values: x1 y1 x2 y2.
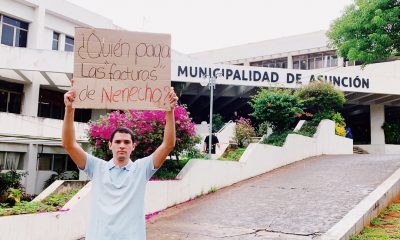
108 132 135 162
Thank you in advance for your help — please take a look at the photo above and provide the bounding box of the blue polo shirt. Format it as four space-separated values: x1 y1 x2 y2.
82 153 157 240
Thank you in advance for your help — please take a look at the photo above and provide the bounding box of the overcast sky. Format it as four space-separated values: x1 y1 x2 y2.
66 0 354 54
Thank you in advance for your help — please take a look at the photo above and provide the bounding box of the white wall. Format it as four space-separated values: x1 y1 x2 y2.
370 104 385 145
0 0 35 23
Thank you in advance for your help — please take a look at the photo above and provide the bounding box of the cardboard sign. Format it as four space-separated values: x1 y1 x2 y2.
73 27 171 110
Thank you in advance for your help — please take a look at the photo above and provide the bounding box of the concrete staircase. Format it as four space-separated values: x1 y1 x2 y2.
353 146 369 154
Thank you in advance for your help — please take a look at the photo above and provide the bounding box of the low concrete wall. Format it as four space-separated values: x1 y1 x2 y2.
356 144 400 154
0 120 352 240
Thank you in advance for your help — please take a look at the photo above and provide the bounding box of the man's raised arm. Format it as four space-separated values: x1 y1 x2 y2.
153 88 178 169
62 88 87 170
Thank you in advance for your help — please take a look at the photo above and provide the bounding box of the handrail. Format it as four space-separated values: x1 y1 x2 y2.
217 120 234 133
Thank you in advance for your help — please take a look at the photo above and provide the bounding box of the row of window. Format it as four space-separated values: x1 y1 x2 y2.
0 151 23 170
0 151 78 172
249 51 339 70
52 31 74 51
292 51 338 70
38 153 77 172
250 58 288 69
0 14 74 51
0 81 91 122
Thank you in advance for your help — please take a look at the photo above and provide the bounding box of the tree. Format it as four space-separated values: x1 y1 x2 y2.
327 0 400 65
212 113 225 132
87 105 197 161
249 88 303 132
295 82 347 137
295 82 345 114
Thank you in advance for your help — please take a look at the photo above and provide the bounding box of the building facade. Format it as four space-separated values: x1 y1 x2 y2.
0 0 118 194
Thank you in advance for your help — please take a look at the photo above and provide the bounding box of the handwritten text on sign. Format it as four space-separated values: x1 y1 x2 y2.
73 28 171 110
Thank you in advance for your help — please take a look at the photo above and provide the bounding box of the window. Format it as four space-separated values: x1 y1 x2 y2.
293 51 338 70
0 15 28 47
38 88 91 122
52 32 60 50
65 36 74 52
0 81 23 114
250 58 288 69
0 152 23 170
326 55 338 67
38 154 77 172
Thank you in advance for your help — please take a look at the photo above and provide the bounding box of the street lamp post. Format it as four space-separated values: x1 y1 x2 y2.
201 75 217 159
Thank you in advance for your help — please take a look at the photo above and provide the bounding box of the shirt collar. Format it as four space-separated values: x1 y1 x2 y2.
107 159 134 171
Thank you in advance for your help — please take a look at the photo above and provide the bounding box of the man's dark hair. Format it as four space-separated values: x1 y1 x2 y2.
110 127 135 143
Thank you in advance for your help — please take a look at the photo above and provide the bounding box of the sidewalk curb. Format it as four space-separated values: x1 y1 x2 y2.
319 167 400 240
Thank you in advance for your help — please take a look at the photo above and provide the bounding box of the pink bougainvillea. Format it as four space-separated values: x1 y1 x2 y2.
87 105 197 160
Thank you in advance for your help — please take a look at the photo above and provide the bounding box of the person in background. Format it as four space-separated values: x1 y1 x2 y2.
204 133 220 155
232 111 240 121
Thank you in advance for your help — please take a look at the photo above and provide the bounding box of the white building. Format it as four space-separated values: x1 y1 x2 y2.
1 0 399 195
184 31 400 152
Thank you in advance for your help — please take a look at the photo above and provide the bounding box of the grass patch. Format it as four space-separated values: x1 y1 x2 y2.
351 202 400 240
218 148 246 161
0 188 80 216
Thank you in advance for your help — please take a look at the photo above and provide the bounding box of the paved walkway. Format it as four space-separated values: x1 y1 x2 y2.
146 154 400 239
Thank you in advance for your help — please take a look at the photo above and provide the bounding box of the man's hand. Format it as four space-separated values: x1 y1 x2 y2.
64 88 76 109
167 87 178 110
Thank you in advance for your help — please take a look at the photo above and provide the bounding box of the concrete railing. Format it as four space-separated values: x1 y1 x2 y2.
0 119 352 240
0 112 87 141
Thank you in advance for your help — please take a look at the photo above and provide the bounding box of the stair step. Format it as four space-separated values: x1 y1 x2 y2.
353 146 369 154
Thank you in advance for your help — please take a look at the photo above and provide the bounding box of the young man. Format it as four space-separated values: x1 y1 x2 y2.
62 85 178 240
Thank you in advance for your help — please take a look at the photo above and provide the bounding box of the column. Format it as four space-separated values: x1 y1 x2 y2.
370 104 385 145
21 75 40 117
27 6 45 49
25 144 38 194
287 54 293 69
338 57 344 67
242 59 250 66
59 33 66 51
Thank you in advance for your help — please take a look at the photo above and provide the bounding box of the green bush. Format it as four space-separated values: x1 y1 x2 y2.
212 113 225 132
296 82 347 137
250 88 303 132
257 122 269 137
261 130 293 147
42 188 80 207
151 159 190 180
382 122 400 144
234 118 256 147
296 122 318 137
0 170 26 198
184 146 206 160
295 82 345 114
312 111 345 125
0 187 80 216
43 170 78 190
